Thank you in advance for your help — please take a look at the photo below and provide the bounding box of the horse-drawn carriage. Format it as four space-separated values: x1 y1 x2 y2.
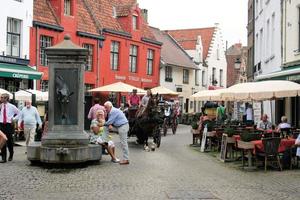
158 101 179 136
126 95 164 150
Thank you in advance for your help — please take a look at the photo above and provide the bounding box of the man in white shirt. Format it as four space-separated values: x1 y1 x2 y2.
18 100 42 147
0 93 19 163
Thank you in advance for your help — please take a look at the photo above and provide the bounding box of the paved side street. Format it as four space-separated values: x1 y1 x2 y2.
0 125 299 200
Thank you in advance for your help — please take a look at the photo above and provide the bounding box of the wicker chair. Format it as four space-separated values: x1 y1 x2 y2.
258 137 282 171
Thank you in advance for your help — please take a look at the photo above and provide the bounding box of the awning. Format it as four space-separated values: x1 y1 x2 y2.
0 63 42 80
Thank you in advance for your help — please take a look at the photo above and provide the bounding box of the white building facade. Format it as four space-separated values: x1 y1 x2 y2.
204 25 227 90
167 25 227 92
0 0 33 59
251 0 300 127
253 0 282 123
0 0 41 92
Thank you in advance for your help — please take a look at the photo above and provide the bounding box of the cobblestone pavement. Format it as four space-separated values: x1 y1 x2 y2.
0 125 299 200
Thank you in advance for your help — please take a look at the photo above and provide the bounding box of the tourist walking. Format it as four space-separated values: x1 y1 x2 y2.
104 101 129 165
0 93 19 163
18 100 42 147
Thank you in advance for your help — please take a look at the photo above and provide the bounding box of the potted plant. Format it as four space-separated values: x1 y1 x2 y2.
223 127 236 143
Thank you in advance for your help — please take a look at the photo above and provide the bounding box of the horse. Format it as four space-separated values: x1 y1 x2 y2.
129 94 163 151
55 75 74 124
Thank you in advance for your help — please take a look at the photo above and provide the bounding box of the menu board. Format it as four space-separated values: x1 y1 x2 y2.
253 102 262 125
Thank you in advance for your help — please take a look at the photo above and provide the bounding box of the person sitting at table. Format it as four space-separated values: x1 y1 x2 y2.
257 114 273 131
276 116 291 132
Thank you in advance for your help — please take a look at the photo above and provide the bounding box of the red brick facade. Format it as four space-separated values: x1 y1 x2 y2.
30 0 161 93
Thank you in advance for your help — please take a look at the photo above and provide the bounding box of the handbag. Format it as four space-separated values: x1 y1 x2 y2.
0 130 7 149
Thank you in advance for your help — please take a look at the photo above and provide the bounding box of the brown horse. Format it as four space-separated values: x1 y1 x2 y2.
130 94 163 151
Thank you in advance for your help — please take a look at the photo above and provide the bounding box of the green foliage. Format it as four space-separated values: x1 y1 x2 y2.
240 132 262 142
224 127 235 137
191 122 199 129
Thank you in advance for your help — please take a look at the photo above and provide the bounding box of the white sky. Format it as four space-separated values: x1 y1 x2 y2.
138 0 248 47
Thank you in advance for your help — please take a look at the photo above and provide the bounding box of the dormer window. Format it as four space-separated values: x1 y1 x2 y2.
112 6 117 18
132 15 138 30
64 0 71 16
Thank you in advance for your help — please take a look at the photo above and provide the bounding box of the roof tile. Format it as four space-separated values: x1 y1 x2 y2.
167 27 216 60
150 27 197 69
33 0 59 26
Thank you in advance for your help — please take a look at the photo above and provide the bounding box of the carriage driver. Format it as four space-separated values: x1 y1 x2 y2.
104 101 130 165
128 89 140 108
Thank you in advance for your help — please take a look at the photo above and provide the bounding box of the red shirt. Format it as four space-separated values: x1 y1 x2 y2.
129 95 140 106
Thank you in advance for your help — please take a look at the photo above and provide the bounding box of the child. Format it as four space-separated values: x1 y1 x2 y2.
90 110 119 163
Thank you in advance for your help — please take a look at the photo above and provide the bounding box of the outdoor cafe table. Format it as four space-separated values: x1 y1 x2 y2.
236 136 296 170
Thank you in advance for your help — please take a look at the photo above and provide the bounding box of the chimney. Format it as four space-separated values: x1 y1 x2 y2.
141 9 148 23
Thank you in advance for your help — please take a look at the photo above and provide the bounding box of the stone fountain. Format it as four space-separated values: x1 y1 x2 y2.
27 35 101 164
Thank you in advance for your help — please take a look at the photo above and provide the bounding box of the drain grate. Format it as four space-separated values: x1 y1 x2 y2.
165 190 219 199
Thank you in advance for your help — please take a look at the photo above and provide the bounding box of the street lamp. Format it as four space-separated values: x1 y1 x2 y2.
234 58 241 70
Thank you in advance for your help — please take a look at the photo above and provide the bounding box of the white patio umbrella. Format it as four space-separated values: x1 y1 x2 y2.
221 80 300 101
27 89 48 101
14 90 32 101
88 82 146 93
191 89 229 101
0 89 13 99
151 86 178 95
14 90 48 102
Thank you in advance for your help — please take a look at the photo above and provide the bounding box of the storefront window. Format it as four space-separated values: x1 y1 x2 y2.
41 81 48 92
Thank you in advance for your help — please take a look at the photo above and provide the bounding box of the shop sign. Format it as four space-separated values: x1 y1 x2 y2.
129 76 140 82
115 75 126 80
12 73 29 79
141 78 152 83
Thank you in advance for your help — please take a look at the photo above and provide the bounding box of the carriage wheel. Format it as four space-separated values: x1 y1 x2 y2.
163 118 168 136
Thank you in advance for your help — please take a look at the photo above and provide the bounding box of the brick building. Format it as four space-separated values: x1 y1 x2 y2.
226 43 247 87
30 0 161 100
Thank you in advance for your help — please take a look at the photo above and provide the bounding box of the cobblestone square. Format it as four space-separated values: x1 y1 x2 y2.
0 125 299 200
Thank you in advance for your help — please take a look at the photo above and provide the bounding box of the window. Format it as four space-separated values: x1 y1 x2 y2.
6 18 21 57
195 69 199 86
212 67 216 85
219 69 223 87
216 45 220 60
129 45 138 73
41 81 48 92
83 44 93 71
271 13 275 56
85 84 93 96
0 80 5 89
165 66 172 82
202 70 206 86
64 0 71 15
7 81 17 93
132 15 138 30
266 19 270 58
255 0 259 17
183 69 189 84
147 49 154 75
260 0 263 12
112 6 117 18
110 41 120 70
40 35 52 66
260 28 263 61
190 101 193 109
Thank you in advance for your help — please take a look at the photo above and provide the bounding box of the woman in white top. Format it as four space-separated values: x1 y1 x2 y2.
276 116 291 132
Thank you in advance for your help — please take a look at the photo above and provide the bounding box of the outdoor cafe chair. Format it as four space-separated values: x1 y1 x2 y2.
257 137 282 172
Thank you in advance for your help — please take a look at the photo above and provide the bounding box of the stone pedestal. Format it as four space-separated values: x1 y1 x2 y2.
27 35 101 164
